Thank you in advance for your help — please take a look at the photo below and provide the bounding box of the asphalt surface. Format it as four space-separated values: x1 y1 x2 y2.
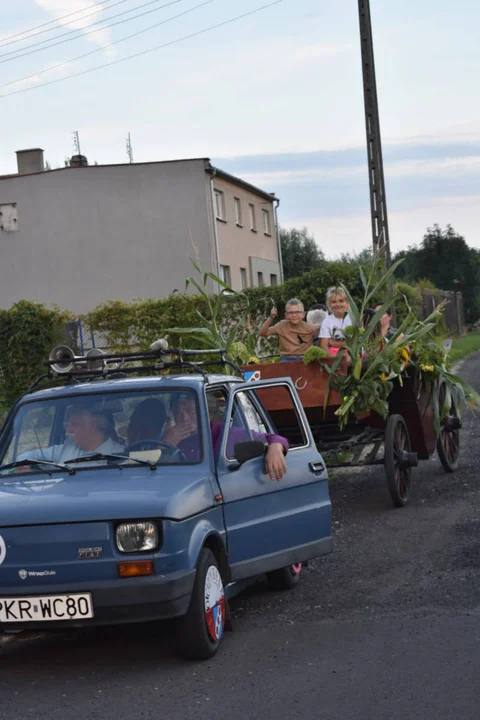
1 354 480 720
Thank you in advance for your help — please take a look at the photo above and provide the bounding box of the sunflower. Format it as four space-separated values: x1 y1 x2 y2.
419 363 435 372
400 347 410 362
380 372 388 382
248 356 260 365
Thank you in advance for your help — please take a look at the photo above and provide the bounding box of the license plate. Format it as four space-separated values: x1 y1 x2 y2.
0 593 94 623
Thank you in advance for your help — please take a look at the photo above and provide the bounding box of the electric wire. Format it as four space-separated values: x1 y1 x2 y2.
0 0 285 100
0 0 212 90
0 0 186 62
0 0 131 47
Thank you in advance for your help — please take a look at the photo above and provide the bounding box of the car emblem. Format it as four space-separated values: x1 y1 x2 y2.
19 569 28 580
77 547 103 559
0 536 6 566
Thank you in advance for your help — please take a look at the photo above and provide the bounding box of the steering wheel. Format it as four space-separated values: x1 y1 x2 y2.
125 439 186 463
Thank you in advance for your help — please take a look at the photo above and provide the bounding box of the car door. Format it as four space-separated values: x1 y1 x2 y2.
214 378 332 582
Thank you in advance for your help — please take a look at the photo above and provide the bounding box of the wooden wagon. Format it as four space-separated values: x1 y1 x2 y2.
241 359 461 507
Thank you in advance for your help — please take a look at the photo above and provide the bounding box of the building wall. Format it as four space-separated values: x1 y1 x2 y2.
211 176 281 290
0 159 213 313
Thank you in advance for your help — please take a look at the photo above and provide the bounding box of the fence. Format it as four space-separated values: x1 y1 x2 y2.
420 290 465 336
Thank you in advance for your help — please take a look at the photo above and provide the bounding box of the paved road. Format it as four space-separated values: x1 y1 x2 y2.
2 355 480 720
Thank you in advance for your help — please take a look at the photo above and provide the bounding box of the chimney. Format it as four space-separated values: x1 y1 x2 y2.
16 148 45 175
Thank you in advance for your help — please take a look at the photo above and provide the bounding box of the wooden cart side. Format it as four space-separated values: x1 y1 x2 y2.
240 359 346 411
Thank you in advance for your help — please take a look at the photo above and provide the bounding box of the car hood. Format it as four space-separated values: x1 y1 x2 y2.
0 466 217 527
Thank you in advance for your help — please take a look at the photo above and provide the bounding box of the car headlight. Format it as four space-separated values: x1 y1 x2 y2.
116 521 159 553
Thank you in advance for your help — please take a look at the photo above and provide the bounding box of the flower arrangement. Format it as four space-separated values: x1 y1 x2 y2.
303 346 328 365
323 260 460 429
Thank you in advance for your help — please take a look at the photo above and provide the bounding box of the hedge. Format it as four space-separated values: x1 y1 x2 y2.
0 261 428 414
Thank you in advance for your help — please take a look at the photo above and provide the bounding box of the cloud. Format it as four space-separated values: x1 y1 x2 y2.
4 60 77 91
33 0 112 50
283 195 480 257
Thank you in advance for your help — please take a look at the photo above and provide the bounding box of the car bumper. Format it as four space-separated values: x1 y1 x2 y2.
0 568 196 632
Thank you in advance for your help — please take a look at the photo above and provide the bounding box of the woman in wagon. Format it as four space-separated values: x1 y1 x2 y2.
259 298 319 361
319 287 352 357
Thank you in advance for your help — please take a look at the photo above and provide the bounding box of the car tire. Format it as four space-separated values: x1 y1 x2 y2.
176 548 226 661
267 563 303 591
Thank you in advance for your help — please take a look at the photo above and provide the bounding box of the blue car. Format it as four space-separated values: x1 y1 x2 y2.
0 347 332 660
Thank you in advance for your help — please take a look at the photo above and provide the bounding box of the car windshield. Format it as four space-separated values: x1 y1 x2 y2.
0 388 202 475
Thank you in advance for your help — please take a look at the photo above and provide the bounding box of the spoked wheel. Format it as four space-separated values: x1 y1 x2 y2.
267 563 303 590
436 386 461 472
384 414 416 508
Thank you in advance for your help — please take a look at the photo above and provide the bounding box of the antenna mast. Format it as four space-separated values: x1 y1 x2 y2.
126 133 134 163
72 130 81 156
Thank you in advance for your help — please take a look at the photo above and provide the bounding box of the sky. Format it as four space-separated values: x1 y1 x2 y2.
1 0 479 257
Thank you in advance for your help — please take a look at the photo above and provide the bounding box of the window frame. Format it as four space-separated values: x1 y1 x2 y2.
0 388 205 472
257 271 264 287
220 381 310 464
262 208 271 235
270 273 277 286
220 264 231 286
240 267 248 290
214 189 226 222
234 197 243 227
248 203 257 232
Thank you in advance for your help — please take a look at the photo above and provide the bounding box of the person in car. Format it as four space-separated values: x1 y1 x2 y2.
19 404 124 464
127 395 289 481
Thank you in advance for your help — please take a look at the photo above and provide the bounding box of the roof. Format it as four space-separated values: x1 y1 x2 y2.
18 373 243 403
0 157 278 201
206 164 277 203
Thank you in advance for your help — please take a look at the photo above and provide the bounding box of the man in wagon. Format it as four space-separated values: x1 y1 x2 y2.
259 298 320 361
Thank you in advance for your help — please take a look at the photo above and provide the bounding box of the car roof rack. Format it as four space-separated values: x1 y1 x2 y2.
27 346 244 394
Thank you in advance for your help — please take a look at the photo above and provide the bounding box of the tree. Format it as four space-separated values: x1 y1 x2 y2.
280 227 324 280
393 225 480 323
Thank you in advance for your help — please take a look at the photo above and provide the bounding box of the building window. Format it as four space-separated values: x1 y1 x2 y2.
220 265 231 285
249 203 257 232
262 209 271 235
240 267 248 289
214 190 226 221
0 203 18 232
257 272 264 286
270 274 277 286
234 197 242 226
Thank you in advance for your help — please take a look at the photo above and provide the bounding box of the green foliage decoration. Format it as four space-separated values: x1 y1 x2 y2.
0 300 72 414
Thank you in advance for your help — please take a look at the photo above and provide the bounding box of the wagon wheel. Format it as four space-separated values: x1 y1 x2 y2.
384 414 415 508
436 384 461 473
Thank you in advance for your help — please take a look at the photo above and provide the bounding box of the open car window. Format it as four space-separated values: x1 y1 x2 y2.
0 389 202 475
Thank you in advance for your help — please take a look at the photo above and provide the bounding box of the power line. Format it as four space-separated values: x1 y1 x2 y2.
0 0 185 63
0 0 126 47
0 0 286 100
1 0 213 90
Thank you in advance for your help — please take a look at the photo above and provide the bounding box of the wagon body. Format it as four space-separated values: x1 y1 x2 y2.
242 359 460 507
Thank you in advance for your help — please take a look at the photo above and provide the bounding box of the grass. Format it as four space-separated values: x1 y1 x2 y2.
449 332 480 363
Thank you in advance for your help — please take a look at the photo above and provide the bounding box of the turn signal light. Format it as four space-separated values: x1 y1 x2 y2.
118 560 154 578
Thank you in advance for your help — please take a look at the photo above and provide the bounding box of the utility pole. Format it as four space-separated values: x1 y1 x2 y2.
358 0 395 305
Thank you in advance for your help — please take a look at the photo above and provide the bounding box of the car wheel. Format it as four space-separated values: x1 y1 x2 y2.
267 563 303 591
176 548 226 661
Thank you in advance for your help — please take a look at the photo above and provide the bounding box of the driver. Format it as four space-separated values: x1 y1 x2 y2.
18 404 124 464
164 392 289 481
126 395 288 481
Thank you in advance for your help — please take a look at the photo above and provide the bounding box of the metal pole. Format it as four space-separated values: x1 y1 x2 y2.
357 0 395 308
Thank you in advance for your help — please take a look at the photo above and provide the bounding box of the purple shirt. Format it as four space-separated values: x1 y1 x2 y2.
178 422 289 462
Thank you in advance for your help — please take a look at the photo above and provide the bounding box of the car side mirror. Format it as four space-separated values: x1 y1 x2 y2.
233 440 266 465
